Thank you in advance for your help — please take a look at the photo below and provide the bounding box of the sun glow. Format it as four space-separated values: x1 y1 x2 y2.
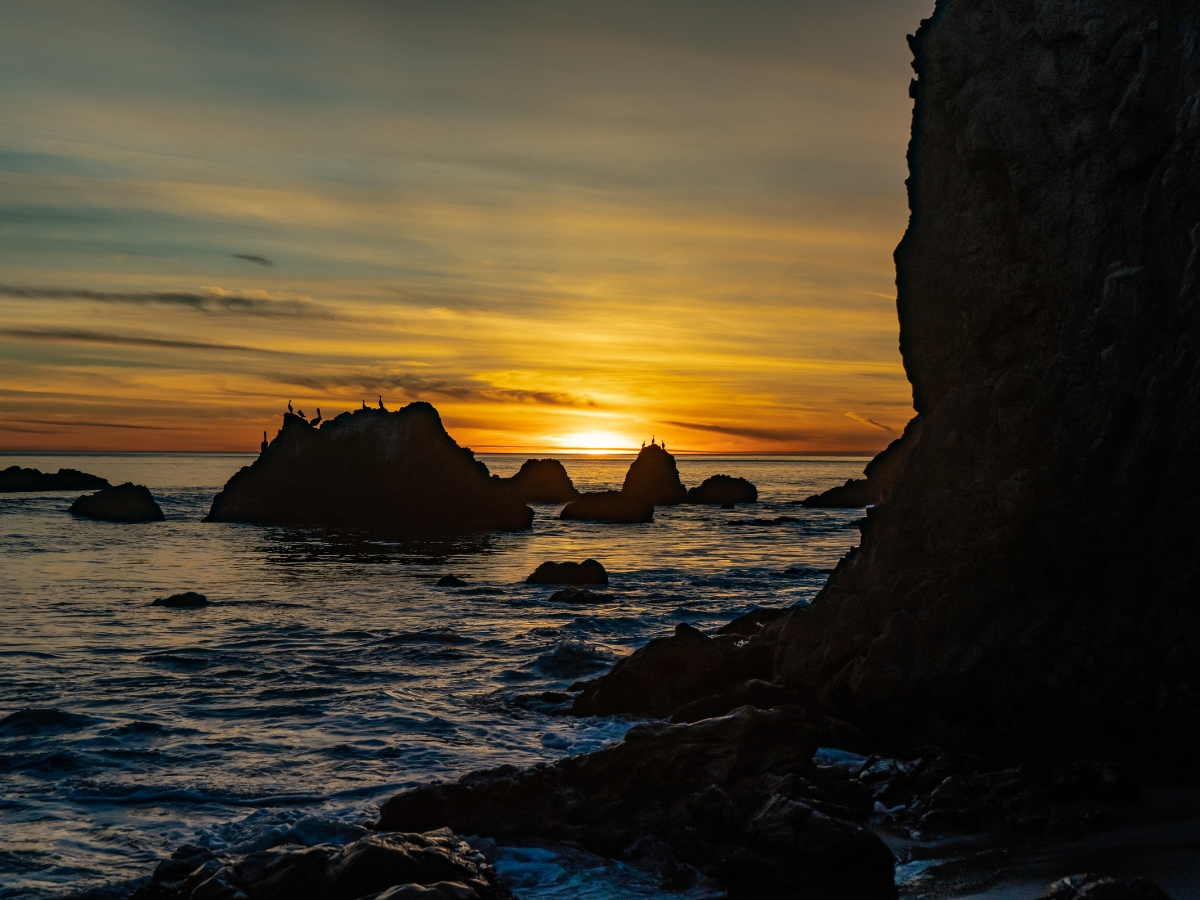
547 430 637 454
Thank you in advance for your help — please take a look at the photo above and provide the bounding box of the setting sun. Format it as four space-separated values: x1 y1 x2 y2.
546 431 637 454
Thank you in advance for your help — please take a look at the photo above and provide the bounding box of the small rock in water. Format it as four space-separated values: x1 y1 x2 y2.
69 483 164 522
526 559 608 585
436 574 468 586
686 474 758 505
152 592 209 608
548 587 615 604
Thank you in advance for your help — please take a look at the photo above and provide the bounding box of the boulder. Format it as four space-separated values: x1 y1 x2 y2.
69 483 164 522
622 444 687 505
526 559 608 585
686 474 758 505
560 490 653 523
374 707 895 899
501 458 580 503
0 466 110 493
152 592 209 608
130 829 512 900
436 575 467 587
206 403 532 536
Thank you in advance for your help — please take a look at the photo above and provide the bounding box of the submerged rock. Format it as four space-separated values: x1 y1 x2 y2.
548 587 614 603
501 458 580 503
526 559 608 585
131 829 512 900
69 483 164 522
560 490 653 523
622 443 687 506
686 474 758 505
0 466 110 493
152 592 209 608
436 575 467 587
206 403 532 536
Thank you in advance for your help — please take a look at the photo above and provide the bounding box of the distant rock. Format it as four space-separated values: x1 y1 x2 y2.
205 403 532 536
436 574 467 587
152 592 209 608
69 483 165 522
560 490 653 523
130 829 512 900
622 444 687 505
686 474 758 505
526 559 608 585
549 587 615 603
502 458 580 503
0 466 110 493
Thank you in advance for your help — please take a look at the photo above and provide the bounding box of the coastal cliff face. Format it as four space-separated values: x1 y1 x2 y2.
777 0 1200 755
207 402 532 535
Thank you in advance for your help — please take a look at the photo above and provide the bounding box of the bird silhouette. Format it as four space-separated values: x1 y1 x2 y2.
362 400 368 411
297 409 307 420
311 408 322 427
260 431 268 454
287 400 293 413
378 396 386 410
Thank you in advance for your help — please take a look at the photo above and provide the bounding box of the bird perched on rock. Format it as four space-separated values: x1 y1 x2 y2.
311 408 322 427
260 431 268 454
378 396 387 410
287 400 293 413
362 400 368 411
297 409 306 420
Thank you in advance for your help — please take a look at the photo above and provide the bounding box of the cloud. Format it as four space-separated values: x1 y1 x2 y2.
8 416 168 430
277 372 591 407
0 327 290 355
844 411 896 433
232 253 273 266
661 419 812 443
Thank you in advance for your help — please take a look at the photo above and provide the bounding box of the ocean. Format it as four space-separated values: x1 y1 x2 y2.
0 452 866 900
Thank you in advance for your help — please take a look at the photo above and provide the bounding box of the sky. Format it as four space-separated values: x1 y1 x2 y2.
0 0 932 454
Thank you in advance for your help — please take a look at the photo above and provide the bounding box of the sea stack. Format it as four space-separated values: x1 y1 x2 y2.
502 458 580 503
69 483 165 522
206 402 532 535
621 443 687 505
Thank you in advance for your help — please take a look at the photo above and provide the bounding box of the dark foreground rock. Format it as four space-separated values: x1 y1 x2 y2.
687 474 758 505
69 483 164 522
1039 874 1171 900
206 403 531 536
501 458 580 503
131 829 512 900
526 559 608 585
560 490 653 523
801 420 919 508
0 466 110 493
375 707 895 899
152 592 209 608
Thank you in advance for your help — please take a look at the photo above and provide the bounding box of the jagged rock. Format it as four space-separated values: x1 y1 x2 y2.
436 575 467 587
501 458 580 503
374 707 895 898
69 483 164 522
152 592 209 608
205 403 532 536
571 622 773 718
0 466 110 493
526 559 608 585
716 607 791 637
560 490 653 523
130 830 512 900
548 588 615 603
686 474 758 505
1038 874 1171 900
622 444 687 505
802 419 920 508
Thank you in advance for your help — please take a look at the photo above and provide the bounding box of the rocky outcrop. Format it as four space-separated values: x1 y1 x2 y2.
0 466 109 492
622 444 687 505
500 458 580 503
69 483 164 522
374 707 895 899
206 404 532 536
801 419 920 508
686 474 758 505
526 559 608 585
772 0 1200 757
130 830 512 900
560 490 653 523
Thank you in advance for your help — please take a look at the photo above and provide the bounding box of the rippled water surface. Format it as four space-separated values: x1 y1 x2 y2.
0 452 867 899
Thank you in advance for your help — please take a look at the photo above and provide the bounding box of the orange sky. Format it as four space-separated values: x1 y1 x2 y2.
0 1 929 454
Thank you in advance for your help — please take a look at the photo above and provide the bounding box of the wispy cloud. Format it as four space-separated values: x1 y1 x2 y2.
845 411 896 433
0 327 289 355
661 419 812 443
232 254 273 266
8 416 168 430
278 372 592 407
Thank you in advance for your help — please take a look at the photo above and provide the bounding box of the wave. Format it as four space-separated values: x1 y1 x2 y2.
0 708 100 735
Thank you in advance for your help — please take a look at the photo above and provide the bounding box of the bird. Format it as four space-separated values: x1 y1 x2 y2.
378 395 387 410
287 400 293 413
311 408 322 427
362 400 368 411
260 431 268 454
297 409 307 420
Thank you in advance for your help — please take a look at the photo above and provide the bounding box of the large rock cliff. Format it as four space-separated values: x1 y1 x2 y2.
775 0 1200 756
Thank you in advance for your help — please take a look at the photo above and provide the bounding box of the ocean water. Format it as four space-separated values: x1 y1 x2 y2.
0 452 867 899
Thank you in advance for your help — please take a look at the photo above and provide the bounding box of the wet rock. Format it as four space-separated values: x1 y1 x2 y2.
671 678 796 724
501 458 580 503
1039 874 1171 900
436 575 467 587
152 592 209 608
621 444 687 506
0 466 110 493
206 403 532 536
69 483 164 522
559 490 653 523
526 559 608 585
548 587 614 603
131 830 512 900
374 707 895 898
716 607 790 637
686 474 758 505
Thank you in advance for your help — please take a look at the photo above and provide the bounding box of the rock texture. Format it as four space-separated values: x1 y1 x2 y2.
802 420 920 508
560 490 653 523
69 483 165 522
773 0 1200 757
206 404 532 536
0 466 109 493
500 458 580 503
622 444 687 505
130 830 512 900
1038 874 1171 900
686 474 758 505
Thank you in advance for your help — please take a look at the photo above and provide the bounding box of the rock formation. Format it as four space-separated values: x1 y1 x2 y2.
152 592 209 608
69 483 165 522
526 559 608 585
500 458 580 503
559 489 653 523
206 404 532 536
686 474 758 505
0 466 109 493
621 443 687 505
801 419 920 508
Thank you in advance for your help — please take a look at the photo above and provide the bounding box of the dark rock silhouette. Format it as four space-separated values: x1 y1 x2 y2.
501 458 580 503
526 559 608 585
130 829 512 900
206 403 532 536
801 419 920 508
69 483 164 522
152 592 209 608
436 575 467 587
622 443 687 505
548 587 614 603
373 707 895 899
0 466 109 493
559 489 653 523
686 474 758 505
1037 874 1170 900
